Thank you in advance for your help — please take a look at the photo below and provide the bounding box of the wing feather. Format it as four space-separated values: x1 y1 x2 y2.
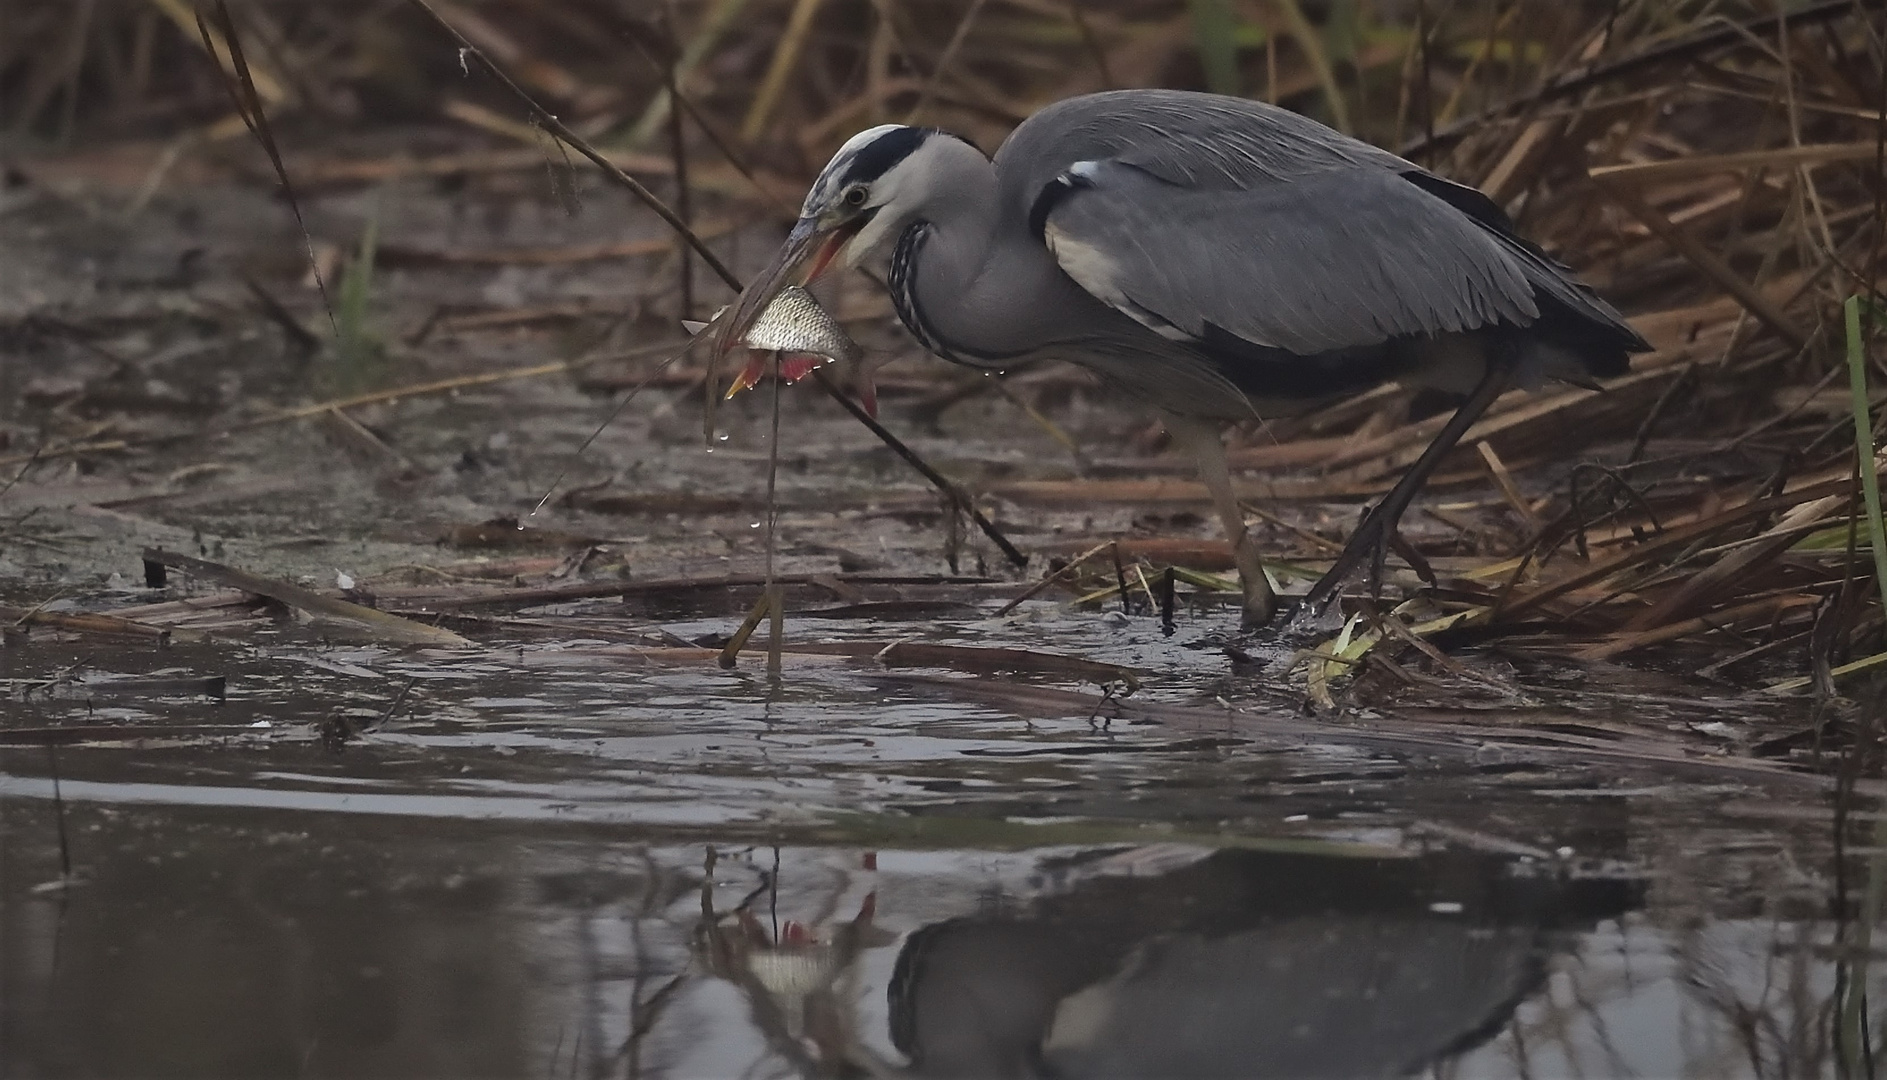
1043 161 1538 358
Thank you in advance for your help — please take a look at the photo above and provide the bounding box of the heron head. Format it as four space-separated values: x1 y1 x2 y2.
718 126 979 354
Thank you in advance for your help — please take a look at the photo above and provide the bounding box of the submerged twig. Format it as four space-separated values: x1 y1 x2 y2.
142 548 471 647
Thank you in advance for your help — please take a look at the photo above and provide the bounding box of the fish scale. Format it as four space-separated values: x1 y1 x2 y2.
689 285 861 364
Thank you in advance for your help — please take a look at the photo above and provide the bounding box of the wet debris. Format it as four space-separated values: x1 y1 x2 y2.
141 547 471 648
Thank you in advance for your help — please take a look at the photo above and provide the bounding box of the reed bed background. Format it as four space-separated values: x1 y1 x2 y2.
2 0 1885 705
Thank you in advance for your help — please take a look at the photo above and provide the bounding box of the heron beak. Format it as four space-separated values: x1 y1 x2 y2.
715 216 853 358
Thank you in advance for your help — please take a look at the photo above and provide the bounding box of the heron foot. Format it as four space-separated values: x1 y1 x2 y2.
1296 507 1397 626
1234 530 1278 631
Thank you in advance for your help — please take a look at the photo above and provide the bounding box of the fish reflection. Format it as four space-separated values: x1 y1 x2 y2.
693 849 895 1071
885 845 1641 1079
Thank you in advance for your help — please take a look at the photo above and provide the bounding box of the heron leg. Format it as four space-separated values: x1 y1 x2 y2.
1163 415 1277 629
1300 366 1509 618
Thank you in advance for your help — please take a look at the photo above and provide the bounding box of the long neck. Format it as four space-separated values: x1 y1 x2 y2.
902 153 1091 361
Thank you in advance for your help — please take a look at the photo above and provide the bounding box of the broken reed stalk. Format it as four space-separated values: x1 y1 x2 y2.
716 592 773 669
994 539 1114 616
716 362 790 672
1159 566 1177 636
530 345 691 517
766 582 784 680
1840 801 1887 1073
1597 179 1811 349
1110 541 1129 615
194 0 335 334
403 0 735 286
1 606 177 643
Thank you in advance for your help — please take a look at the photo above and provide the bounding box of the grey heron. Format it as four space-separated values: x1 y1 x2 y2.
719 89 1648 628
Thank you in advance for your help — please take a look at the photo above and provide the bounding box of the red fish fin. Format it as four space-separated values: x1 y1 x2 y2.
724 352 768 399
779 354 827 383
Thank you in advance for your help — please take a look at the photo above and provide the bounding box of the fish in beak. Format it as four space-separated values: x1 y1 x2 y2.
713 216 856 360
687 215 877 436
684 284 866 406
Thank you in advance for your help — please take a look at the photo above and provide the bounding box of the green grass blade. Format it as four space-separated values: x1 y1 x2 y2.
1846 295 1887 614
1324 0 1360 65
1188 0 1240 96
1274 0 1350 132
329 214 384 392
337 218 376 351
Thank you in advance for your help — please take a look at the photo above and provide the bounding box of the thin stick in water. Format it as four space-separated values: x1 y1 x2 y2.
1111 541 1130 615
766 583 785 681
1160 566 1178 636
766 353 785 679
47 743 71 880
718 591 773 669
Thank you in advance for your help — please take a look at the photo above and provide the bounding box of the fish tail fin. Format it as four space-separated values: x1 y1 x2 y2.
724 352 768 399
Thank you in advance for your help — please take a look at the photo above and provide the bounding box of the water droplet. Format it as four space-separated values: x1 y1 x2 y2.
704 447 714 454
717 433 731 442
749 522 762 529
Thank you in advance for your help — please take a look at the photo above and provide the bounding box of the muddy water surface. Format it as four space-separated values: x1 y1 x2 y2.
0 614 1867 1079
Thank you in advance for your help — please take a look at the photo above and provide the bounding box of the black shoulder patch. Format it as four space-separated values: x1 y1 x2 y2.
1027 166 1096 240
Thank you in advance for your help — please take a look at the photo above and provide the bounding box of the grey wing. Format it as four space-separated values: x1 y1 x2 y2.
993 89 1404 198
1041 159 1540 358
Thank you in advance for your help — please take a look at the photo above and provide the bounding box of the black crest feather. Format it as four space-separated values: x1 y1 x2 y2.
837 127 979 186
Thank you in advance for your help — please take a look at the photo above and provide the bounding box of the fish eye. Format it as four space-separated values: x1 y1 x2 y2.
843 185 868 207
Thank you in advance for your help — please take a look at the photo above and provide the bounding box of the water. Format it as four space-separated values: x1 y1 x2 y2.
0 621 1872 1079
